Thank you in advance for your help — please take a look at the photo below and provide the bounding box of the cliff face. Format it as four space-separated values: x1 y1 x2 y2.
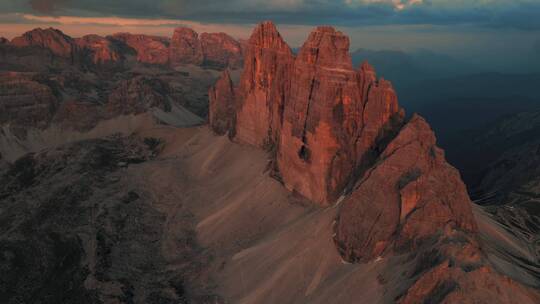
200 32 243 69
234 21 293 148
334 115 477 262
11 28 78 60
75 34 123 65
208 70 235 135
210 22 403 205
109 33 170 65
207 21 540 303
169 27 204 66
278 27 403 204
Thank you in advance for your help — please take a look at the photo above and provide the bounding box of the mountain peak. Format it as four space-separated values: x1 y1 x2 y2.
211 21 403 204
296 25 352 69
11 27 76 58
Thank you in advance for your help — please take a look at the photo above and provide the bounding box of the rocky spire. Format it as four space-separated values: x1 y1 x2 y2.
209 70 236 136
210 22 405 205
277 25 404 205
233 21 294 148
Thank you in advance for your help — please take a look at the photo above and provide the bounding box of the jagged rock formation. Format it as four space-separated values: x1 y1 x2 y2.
208 21 540 303
208 70 235 135
278 27 403 204
75 34 123 65
210 22 403 205
0 135 220 303
106 76 171 116
169 27 243 69
200 32 243 69
334 115 477 262
109 33 170 65
11 28 79 60
4 27 243 70
234 21 293 148
169 27 204 66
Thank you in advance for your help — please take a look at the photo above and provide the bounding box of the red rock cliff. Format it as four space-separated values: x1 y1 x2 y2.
334 114 477 262
210 22 403 205
233 21 294 148
169 27 204 66
208 70 236 136
11 28 79 61
278 27 403 205
110 33 170 65
200 32 243 69
75 34 122 65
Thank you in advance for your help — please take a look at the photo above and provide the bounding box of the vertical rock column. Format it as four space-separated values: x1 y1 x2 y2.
234 21 294 148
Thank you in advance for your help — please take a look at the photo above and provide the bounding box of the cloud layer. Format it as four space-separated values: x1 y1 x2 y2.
0 0 539 30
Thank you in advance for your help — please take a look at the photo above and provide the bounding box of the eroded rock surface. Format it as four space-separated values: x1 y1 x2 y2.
233 21 293 148
208 70 235 135
0 135 220 304
169 27 204 66
109 33 170 65
76 34 123 65
200 32 243 69
11 27 79 60
335 115 477 262
210 22 403 205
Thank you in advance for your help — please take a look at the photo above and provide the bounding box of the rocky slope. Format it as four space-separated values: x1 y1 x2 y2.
0 134 220 303
457 110 540 281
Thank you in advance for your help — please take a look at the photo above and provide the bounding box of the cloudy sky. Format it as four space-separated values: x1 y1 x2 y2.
1 0 539 72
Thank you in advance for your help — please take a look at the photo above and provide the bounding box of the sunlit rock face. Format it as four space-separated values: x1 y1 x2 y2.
278 26 403 205
75 34 123 65
11 28 79 60
334 114 477 262
233 21 294 148
200 32 243 69
210 22 403 205
109 33 170 65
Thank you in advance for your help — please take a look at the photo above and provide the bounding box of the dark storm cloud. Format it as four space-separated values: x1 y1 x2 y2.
3 0 540 30
29 0 69 14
